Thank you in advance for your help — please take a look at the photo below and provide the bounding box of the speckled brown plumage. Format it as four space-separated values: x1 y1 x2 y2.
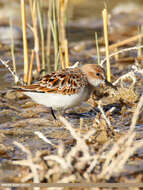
20 68 88 95
14 64 117 120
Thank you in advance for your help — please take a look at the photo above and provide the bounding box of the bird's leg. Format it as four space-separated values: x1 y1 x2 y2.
50 107 57 120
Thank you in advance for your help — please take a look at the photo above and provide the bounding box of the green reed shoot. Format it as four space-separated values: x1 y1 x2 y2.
10 19 17 83
95 32 100 65
37 0 46 75
138 25 143 57
47 0 52 73
51 0 60 71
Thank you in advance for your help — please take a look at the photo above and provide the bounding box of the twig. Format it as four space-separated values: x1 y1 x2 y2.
0 58 21 84
98 101 113 131
101 45 143 66
109 33 143 50
130 94 143 132
69 61 80 68
13 141 41 189
113 70 136 87
34 131 58 148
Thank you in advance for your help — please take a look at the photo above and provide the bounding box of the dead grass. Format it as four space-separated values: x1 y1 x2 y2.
12 95 143 186
0 2 143 188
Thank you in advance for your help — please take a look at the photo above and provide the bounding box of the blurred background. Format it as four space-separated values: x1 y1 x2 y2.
0 0 142 45
0 1 143 183
0 0 143 88
0 0 143 22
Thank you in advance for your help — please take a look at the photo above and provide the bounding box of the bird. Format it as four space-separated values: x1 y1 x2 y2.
15 64 117 119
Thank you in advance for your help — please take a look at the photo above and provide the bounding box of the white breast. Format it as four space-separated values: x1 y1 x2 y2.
23 87 92 109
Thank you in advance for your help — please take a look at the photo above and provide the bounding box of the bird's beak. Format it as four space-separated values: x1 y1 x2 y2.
104 79 117 90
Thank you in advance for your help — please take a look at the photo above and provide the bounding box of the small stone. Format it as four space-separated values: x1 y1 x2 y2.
0 144 7 155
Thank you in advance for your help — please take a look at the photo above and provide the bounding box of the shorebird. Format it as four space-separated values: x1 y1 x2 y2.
16 64 116 119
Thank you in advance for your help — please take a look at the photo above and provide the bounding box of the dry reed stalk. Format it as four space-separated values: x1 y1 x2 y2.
10 19 17 83
29 0 40 72
47 0 52 73
37 1 46 75
109 33 143 50
56 0 60 27
28 50 34 85
64 39 69 68
102 8 111 82
60 46 65 69
21 0 29 83
59 0 69 68
59 1 65 43
59 0 66 44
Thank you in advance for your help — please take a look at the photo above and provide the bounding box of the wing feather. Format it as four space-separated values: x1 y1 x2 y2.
17 68 88 95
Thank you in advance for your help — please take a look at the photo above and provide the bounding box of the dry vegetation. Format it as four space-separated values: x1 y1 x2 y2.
11 94 143 186
0 0 143 189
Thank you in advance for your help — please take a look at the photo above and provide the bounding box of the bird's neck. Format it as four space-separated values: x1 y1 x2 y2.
85 83 95 95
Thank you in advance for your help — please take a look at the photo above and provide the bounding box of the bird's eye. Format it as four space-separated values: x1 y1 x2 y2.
96 73 100 76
